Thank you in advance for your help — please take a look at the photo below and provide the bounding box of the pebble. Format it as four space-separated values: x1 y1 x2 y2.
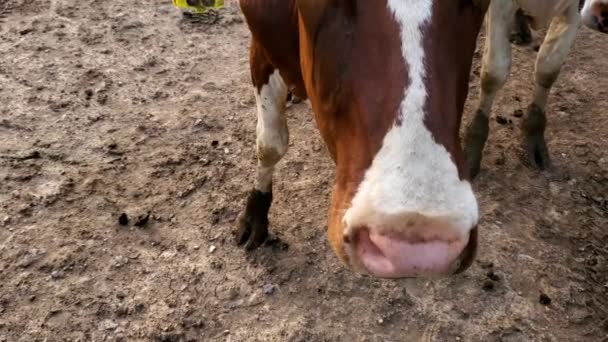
262 284 276 295
112 256 129 268
50 270 65 279
100 319 118 331
209 245 216 253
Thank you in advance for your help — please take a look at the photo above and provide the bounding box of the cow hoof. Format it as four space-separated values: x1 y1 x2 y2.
235 189 272 250
509 31 532 46
521 104 551 170
464 110 490 179
286 92 303 105
510 9 533 46
521 134 551 170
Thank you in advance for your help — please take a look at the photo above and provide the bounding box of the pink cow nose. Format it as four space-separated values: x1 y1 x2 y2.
346 216 477 278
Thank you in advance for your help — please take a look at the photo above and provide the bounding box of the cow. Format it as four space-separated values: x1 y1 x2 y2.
234 0 489 279
464 0 608 178
582 0 608 32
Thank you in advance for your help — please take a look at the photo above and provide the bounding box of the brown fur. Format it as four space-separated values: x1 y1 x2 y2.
239 0 487 271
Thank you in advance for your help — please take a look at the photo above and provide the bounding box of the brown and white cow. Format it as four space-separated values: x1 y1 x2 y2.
464 0 608 178
582 0 608 32
235 0 488 279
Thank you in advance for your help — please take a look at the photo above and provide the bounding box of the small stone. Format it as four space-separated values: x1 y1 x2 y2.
208 245 216 253
16 248 46 268
262 284 276 295
50 270 65 279
2 216 11 226
101 319 118 331
112 255 129 268
193 245 200 250
539 293 552 305
377 318 384 325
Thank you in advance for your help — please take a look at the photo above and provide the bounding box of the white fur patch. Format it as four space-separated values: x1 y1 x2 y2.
343 0 479 237
254 69 289 192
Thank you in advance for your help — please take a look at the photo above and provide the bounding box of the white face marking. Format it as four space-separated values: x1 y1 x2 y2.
343 0 479 238
254 69 289 193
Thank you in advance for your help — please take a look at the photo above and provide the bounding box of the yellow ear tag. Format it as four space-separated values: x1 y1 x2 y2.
172 0 225 14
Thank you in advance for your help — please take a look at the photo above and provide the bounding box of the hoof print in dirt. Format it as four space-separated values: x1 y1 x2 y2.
235 190 272 251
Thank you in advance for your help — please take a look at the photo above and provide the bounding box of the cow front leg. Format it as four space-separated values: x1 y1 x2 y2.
521 8 579 169
236 42 289 250
464 2 515 178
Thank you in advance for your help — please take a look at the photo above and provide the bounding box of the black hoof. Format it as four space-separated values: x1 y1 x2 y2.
464 111 490 179
235 190 272 250
521 104 551 170
509 32 533 46
286 92 303 105
521 134 551 170
510 9 533 46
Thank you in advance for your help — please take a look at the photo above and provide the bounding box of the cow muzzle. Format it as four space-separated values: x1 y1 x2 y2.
343 213 478 278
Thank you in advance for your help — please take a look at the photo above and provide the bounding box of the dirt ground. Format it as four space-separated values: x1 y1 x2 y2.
1 1 607 341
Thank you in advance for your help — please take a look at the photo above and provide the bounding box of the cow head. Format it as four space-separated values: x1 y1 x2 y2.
581 0 608 33
297 0 487 278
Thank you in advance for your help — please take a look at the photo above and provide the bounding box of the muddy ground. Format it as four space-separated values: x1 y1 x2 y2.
1 1 607 341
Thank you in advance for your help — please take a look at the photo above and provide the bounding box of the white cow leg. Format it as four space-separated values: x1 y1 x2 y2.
236 44 289 250
464 1 516 178
521 7 579 170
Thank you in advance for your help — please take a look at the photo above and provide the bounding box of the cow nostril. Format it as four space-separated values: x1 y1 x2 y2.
343 235 351 244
